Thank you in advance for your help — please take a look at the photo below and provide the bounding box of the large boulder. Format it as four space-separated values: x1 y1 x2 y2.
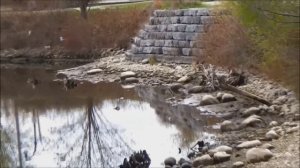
221 93 236 103
192 154 213 167
164 157 176 167
237 140 262 149
213 151 231 163
246 148 273 163
200 95 219 106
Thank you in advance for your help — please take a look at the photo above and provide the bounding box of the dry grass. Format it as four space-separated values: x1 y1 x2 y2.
0 7 150 51
199 15 257 71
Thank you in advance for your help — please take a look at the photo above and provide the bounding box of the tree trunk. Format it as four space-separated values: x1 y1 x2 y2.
80 0 88 20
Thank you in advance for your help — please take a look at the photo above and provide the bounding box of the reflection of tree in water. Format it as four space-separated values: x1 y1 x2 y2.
67 98 133 168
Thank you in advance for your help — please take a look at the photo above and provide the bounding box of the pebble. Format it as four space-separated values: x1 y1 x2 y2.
221 93 236 103
120 71 136 79
265 130 279 140
236 140 262 149
269 121 278 127
192 154 213 167
242 107 260 117
246 148 273 163
164 157 176 167
177 76 191 83
124 77 139 84
141 58 149 64
220 120 234 132
241 115 264 127
200 95 219 106
232 161 244 168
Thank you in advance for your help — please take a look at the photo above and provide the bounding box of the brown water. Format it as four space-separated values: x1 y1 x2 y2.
0 65 221 167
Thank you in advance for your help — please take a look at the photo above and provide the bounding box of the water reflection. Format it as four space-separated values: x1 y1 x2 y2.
0 66 220 167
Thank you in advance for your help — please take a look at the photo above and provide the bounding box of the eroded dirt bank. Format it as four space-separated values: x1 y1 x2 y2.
56 54 299 168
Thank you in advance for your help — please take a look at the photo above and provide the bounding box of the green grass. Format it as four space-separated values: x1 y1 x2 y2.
158 1 205 9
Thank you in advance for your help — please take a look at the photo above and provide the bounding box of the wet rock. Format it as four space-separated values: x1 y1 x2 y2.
242 107 260 117
164 157 176 167
181 162 192 168
216 92 224 101
261 143 275 150
232 161 244 168
220 120 234 132
200 95 219 106
120 71 136 79
221 93 236 103
265 130 279 140
269 121 278 127
178 158 187 165
56 72 67 79
209 145 233 155
124 77 139 84
87 68 103 75
236 140 262 149
192 154 213 167
177 76 191 83
246 148 273 163
188 86 205 93
213 151 231 163
241 115 264 127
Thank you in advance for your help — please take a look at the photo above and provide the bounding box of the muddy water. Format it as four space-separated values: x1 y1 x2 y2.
0 65 221 167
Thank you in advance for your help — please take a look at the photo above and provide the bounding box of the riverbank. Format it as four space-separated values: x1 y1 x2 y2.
55 53 299 167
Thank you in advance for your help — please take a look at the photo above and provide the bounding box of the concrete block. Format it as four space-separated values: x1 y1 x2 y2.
162 47 180 56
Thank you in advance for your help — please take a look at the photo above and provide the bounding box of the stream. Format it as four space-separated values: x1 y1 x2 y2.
0 65 221 167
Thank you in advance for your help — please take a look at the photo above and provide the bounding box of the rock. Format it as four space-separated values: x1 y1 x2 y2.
242 107 260 117
265 130 279 140
236 140 262 149
232 161 244 168
286 126 299 134
141 58 149 64
86 68 103 75
216 92 224 101
177 76 191 83
124 77 139 84
56 72 67 79
261 143 275 150
246 148 273 163
273 95 288 105
200 95 219 106
241 115 264 127
192 154 213 167
188 86 205 93
269 121 278 127
221 93 236 103
178 158 187 165
120 71 136 79
220 120 234 132
181 162 192 168
169 83 184 91
209 145 233 155
164 157 176 167
213 151 231 163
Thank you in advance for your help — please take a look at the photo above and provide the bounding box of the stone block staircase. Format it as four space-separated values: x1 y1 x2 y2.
126 8 217 64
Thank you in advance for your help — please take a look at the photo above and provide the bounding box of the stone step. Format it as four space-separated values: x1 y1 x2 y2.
130 45 203 56
138 30 202 41
144 24 206 33
153 9 210 17
133 38 204 48
149 16 202 25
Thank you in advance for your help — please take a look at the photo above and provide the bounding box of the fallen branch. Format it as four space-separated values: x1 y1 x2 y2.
220 83 272 106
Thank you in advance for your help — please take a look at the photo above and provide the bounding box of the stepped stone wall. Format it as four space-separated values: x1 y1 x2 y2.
126 8 220 64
